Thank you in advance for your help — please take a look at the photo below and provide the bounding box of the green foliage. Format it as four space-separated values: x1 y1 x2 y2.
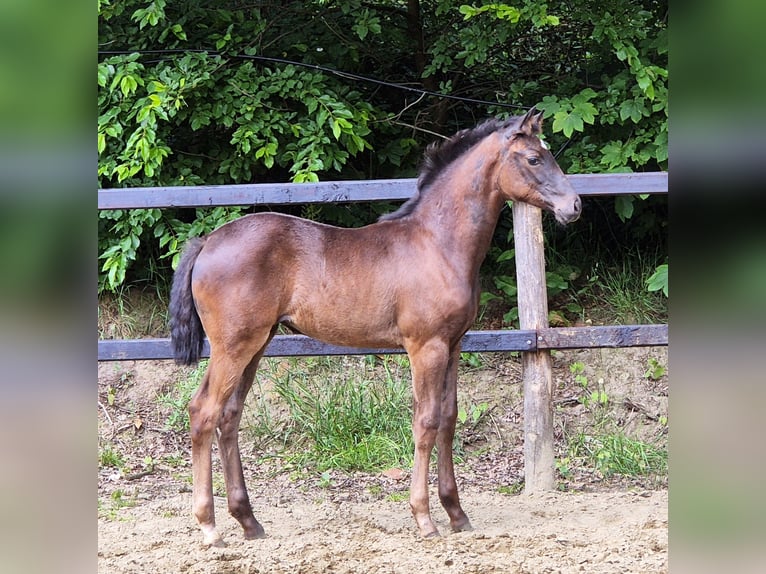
497 482 524 495
646 263 669 297
570 362 609 408
99 444 125 469
267 357 415 472
644 357 667 381
595 255 668 324
457 401 489 427
157 360 208 431
562 358 667 480
570 361 588 387
568 431 667 478
98 0 668 292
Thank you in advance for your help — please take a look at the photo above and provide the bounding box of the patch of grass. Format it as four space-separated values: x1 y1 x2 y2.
386 491 409 502
367 484 383 497
560 358 667 481
157 360 207 431
593 255 667 325
497 483 523 495
99 444 125 469
98 288 169 339
265 356 415 473
163 452 186 468
99 488 138 520
568 431 667 478
240 375 282 449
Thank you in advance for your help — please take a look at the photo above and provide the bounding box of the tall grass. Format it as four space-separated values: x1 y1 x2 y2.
264 356 415 472
568 431 667 478
595 255 667 325
157 360 207 431
155 355 416 473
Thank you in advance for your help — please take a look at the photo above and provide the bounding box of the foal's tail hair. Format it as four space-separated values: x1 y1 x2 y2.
169 237 207 366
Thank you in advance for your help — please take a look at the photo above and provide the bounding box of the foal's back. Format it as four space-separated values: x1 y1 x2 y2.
190 212 452 350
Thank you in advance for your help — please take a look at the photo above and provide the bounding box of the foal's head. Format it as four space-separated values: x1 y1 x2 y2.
496 108 581 224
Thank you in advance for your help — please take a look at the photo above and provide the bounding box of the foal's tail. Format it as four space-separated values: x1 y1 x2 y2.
169 237 207 366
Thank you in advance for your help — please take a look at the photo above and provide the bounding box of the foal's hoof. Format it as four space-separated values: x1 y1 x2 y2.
200 526 226 548
451 518 473 533
202 535 227 548
421 528 441 539
244 524 267 540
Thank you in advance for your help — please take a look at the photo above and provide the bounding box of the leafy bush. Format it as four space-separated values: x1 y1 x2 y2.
98 1 667 293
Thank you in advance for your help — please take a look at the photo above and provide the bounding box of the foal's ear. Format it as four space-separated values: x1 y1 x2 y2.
506 107 544 139
520 106 544 135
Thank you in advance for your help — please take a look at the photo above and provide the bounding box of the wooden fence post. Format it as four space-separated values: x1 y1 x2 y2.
512 201 555 492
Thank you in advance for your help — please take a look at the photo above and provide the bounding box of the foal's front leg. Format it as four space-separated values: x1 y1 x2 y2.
407 340 450 538
436 347 472 532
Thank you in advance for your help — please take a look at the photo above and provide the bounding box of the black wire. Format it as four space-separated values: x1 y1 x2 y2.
97 49 529 110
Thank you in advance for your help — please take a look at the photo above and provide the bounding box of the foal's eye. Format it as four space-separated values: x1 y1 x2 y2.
527 156 541 166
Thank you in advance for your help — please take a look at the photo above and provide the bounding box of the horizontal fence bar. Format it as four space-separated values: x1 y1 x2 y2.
98 325 667 362
98 330 536 361
537 324 668 349
98 172 667 210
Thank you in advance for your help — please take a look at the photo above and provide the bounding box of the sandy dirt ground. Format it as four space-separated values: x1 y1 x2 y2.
98 347 668 573
98 485 667 574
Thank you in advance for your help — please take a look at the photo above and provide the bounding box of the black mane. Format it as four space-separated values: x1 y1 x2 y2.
379 117 517 222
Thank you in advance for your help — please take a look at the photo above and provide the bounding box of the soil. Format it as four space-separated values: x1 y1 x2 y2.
98 347 668 574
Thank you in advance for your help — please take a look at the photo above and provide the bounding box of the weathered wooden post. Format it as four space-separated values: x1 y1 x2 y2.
512 201 555 491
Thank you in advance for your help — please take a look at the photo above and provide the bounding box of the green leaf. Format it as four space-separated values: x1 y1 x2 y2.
537 95 561 118
552 110 584 138
619 99 647 123
459 5 480 20
120 75 137 98
495 5 520 22
171 23 186 40
654 130 668 163
646 264 668 297
496 249 515 262
97 65 110 88
614 195 634 221
636 69 654 100
573 100 597 125
331 119 341 140
600 141 625 169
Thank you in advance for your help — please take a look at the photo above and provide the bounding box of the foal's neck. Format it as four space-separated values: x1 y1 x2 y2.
415 135 507 278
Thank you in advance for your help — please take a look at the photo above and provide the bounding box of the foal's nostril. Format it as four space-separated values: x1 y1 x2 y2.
573 196 582 214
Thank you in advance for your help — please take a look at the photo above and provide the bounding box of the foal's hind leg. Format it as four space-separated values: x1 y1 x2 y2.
217 340 275 540
436 347 472 532
188 362 228 547
188 344 266 547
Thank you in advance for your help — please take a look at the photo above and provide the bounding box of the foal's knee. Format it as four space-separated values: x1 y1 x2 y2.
414 410 440 439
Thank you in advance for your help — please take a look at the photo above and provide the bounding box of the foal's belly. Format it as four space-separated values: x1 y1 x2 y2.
280 307 404 350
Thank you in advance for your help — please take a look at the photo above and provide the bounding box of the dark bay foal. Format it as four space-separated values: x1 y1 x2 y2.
170 107 581 546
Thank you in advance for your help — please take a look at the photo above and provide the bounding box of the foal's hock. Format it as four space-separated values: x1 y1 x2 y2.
169 107 581 546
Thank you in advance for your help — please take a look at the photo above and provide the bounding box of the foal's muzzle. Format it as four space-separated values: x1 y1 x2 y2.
552 195 581 225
